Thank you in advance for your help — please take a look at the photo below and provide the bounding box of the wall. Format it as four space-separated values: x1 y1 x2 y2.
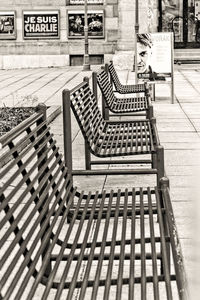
0 0 159 69
0 0 118 68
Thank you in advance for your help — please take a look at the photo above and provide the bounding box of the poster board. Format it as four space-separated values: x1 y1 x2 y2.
0 11 16 39
136 32 174 103
23 11 60 39
68 10 104 38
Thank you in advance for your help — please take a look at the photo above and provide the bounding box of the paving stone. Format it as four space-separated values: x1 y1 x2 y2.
190 118 200 131
158 131 200 142
1 65 200 297
170 187 193 202
162 142 200 150
165 165 199 176
156 121 194 132
165 150 200 166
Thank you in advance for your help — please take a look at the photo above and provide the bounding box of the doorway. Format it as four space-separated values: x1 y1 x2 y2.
159 0 200 48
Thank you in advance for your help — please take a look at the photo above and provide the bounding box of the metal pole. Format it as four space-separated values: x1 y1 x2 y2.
83 0 91 71
135 0 139 83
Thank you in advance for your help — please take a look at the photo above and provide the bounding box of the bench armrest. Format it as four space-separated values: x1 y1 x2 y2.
160 177 188 299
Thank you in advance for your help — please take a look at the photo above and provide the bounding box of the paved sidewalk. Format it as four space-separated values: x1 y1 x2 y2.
1 64 200 297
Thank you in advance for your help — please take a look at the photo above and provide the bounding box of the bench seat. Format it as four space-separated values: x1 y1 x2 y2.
95 69 153 119
107 61 147 95
93 120 155 157
116 83 146 94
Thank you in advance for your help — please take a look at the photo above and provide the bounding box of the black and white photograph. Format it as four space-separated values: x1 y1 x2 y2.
0 11 16 39
1 1 200 299
68 10 104 38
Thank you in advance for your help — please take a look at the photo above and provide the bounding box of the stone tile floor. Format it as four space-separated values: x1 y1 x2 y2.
1 64 200 298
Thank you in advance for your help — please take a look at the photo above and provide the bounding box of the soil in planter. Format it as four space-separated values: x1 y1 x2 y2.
0 107 37 137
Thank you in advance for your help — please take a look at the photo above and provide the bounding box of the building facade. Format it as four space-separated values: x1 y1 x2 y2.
0 0 198 69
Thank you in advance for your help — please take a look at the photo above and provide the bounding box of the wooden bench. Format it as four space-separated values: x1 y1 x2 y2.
106 60 147 95
63 77 163 186
0 104 187 300
93 68 153 120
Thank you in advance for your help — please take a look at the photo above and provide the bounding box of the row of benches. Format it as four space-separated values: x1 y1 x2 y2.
0 62 188 299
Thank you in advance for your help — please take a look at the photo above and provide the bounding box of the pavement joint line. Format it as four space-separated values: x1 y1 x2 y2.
27 68 74 100
174 70 200 137
11 71 60 106
176 98 200 136
72 130 80 143
126 69 130 85
0 72 25 83
0 68 45 94
179 69 200 96
43 70 85 104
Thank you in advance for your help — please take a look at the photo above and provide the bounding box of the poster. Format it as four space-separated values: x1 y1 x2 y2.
69 0 103 4
23 11 59 39
195 0 200 20
0 11 16 39
68 10 104 38
137 32 173 81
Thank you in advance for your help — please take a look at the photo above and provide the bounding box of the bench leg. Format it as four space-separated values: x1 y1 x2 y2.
159 179 171 276
36 105 52 277
104 63 109 74
156 145 165 188
147 105 154 120
151 152 157 169
63 89 73 174
92 72 98 103
152 84 156 101
85 141 91 170
160 215 171 276
102 95 109 120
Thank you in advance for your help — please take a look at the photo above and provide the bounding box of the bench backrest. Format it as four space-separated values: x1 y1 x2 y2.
69 79 106 153
108 60 122 89
96 69 117 109
0 105 73 299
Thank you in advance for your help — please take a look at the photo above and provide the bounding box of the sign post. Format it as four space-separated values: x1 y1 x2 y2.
134 0 139 84
83 0 90 71
171 32 175 104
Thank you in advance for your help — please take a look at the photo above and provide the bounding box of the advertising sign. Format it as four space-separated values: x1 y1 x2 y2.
68 10 104 38
69 0 103 3
23 11 59 39
137 32 173 81
0 11 16 39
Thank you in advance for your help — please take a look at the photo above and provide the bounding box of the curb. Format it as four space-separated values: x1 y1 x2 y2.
47 105 61 124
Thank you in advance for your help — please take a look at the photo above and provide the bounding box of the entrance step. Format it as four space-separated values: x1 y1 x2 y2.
174 49 200 64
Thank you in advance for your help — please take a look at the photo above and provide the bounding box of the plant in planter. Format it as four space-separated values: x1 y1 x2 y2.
0 105 37 137
0 94 39 137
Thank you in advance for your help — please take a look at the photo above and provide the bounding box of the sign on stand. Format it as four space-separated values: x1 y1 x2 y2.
136 32 174 103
